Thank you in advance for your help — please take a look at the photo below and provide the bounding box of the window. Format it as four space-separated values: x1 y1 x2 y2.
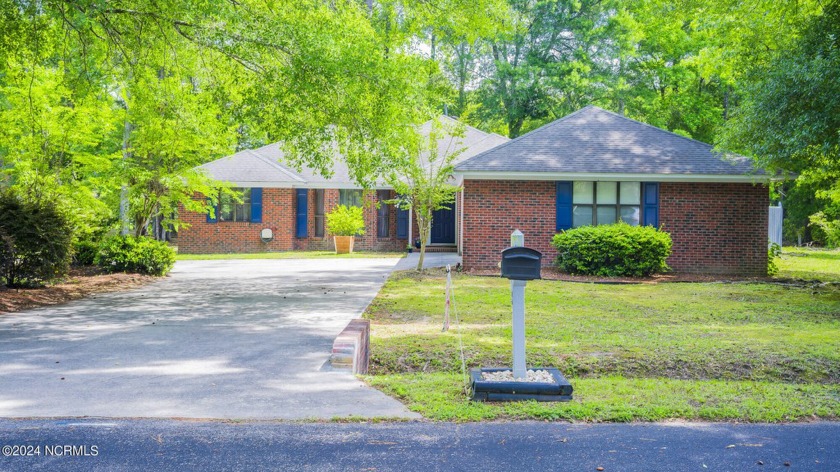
572 182 640 227
377 190 390 238
314 189 325 237
339 189 363 207
219 188 251 222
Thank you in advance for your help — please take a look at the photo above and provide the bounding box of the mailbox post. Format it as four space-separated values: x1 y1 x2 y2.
471 233 572 401
500 230 542 380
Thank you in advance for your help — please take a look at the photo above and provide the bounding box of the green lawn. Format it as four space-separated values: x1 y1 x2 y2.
176 250 405 261
777 246 840 282
363 248 840 422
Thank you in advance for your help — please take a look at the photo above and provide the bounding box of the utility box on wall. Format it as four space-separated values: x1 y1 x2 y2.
500 247 543 281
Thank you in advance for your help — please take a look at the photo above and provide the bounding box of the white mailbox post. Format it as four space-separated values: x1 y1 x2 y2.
510 230 527 379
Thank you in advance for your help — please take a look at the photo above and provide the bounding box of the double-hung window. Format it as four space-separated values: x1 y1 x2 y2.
339 189 363 208
376 190 390 238
572 182 641 227
314 189 325 237
219 188 252 222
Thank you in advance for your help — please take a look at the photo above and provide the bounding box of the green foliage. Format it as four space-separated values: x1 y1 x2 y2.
325 205 366 237
809 212 840 249
72 240 100 267
386 118 463 270
551 223 672 276
0 189 73 288
95 235 175 276
767 242 782 276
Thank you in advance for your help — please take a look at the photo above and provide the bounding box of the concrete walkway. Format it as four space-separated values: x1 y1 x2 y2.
393 251 461 271
0 258 418 420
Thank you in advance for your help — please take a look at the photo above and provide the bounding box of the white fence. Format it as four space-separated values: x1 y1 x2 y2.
769 204 783 247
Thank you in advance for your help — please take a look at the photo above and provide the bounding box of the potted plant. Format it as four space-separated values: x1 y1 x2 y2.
326 205 365 254
406 244 413 253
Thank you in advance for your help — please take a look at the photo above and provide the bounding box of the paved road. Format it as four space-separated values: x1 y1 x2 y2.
0 419 837 471
0 258 417 419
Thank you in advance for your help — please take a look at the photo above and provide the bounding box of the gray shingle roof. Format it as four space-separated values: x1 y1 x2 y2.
199 117 508 187
455 106 761 177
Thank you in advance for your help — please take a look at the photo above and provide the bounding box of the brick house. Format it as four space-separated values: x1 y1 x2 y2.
453 106 772 275
177 117 509 254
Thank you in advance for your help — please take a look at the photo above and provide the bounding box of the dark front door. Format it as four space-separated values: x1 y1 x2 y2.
431 206 456 244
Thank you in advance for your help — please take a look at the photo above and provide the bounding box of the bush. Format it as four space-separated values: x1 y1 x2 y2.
767 242 782 276
326 205 366 236
552 223 672 277
809 212 840 248
95 235 176 276
72 239 100 266
0 189 73 287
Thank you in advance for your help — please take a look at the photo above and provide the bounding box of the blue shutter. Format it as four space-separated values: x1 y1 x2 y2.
642 182 659 227
206 197 217 223
295 189 308 238
396 207 409 239
250 188 263 223
556 181 573 231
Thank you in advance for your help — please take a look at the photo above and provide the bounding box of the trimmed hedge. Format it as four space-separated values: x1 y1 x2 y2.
552 223 672 276
95 235 176 276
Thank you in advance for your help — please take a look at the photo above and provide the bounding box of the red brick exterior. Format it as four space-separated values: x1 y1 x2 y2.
178 188 296 254
462 180 769 276
659 182 768 275
462 180 559 270
178 188 406 254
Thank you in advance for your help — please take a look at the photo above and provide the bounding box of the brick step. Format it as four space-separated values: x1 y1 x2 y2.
418 246 457 253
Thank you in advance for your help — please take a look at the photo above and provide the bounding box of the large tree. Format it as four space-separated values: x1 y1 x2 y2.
0 0 444 238
718 1 840 246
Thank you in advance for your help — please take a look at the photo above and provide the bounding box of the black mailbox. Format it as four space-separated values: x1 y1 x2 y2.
500 247 542 280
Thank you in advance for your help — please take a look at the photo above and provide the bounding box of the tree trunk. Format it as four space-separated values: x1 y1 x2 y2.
416 214 431 271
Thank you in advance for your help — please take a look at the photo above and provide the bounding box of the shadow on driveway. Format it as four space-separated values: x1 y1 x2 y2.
0 258 419 419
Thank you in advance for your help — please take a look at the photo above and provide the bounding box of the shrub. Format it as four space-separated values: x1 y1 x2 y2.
552 223 672 277
326 205 366 236
809 212 840 248
767 242 782 276
72 239 100 266
0 189 73 287
95 235 176 276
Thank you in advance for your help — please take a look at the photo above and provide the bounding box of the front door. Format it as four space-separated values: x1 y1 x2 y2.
430 206 456 244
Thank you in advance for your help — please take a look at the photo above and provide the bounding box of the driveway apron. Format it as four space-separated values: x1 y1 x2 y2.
0 258 419 419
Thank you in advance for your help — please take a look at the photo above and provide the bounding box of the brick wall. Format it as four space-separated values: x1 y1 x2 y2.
660 182 768 275
178 188 296 254
295 189 404 252
462 179 769 276
178 188 406 254
462 180 558 270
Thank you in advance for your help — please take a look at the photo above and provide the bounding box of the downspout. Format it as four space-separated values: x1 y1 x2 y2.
459 187 465 256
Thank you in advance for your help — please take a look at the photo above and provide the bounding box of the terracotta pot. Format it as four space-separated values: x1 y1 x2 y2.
334 236 355 254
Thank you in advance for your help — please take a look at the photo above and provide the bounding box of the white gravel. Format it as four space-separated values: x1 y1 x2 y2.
481 369 555 383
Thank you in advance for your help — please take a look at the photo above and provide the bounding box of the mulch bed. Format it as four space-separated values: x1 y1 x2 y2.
0 267 157 314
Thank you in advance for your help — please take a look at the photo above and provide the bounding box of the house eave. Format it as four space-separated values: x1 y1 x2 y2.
454 171 780 183
215 180 394 190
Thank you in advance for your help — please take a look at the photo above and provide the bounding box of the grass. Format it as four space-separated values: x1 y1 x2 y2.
176 250 405 261
363 247 840 422
777 246 840 282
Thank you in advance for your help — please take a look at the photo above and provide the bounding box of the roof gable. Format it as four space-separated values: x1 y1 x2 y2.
455 106 761 177
199 117 508 187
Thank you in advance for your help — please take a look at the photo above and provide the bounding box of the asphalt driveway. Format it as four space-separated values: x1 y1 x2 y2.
0 258 419 420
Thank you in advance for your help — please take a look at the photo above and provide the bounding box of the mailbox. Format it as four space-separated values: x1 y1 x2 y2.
500 246 542 280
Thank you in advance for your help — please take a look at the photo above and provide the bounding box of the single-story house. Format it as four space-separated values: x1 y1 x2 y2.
177 116 509 254
178 106 771 275
453 105 771 275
